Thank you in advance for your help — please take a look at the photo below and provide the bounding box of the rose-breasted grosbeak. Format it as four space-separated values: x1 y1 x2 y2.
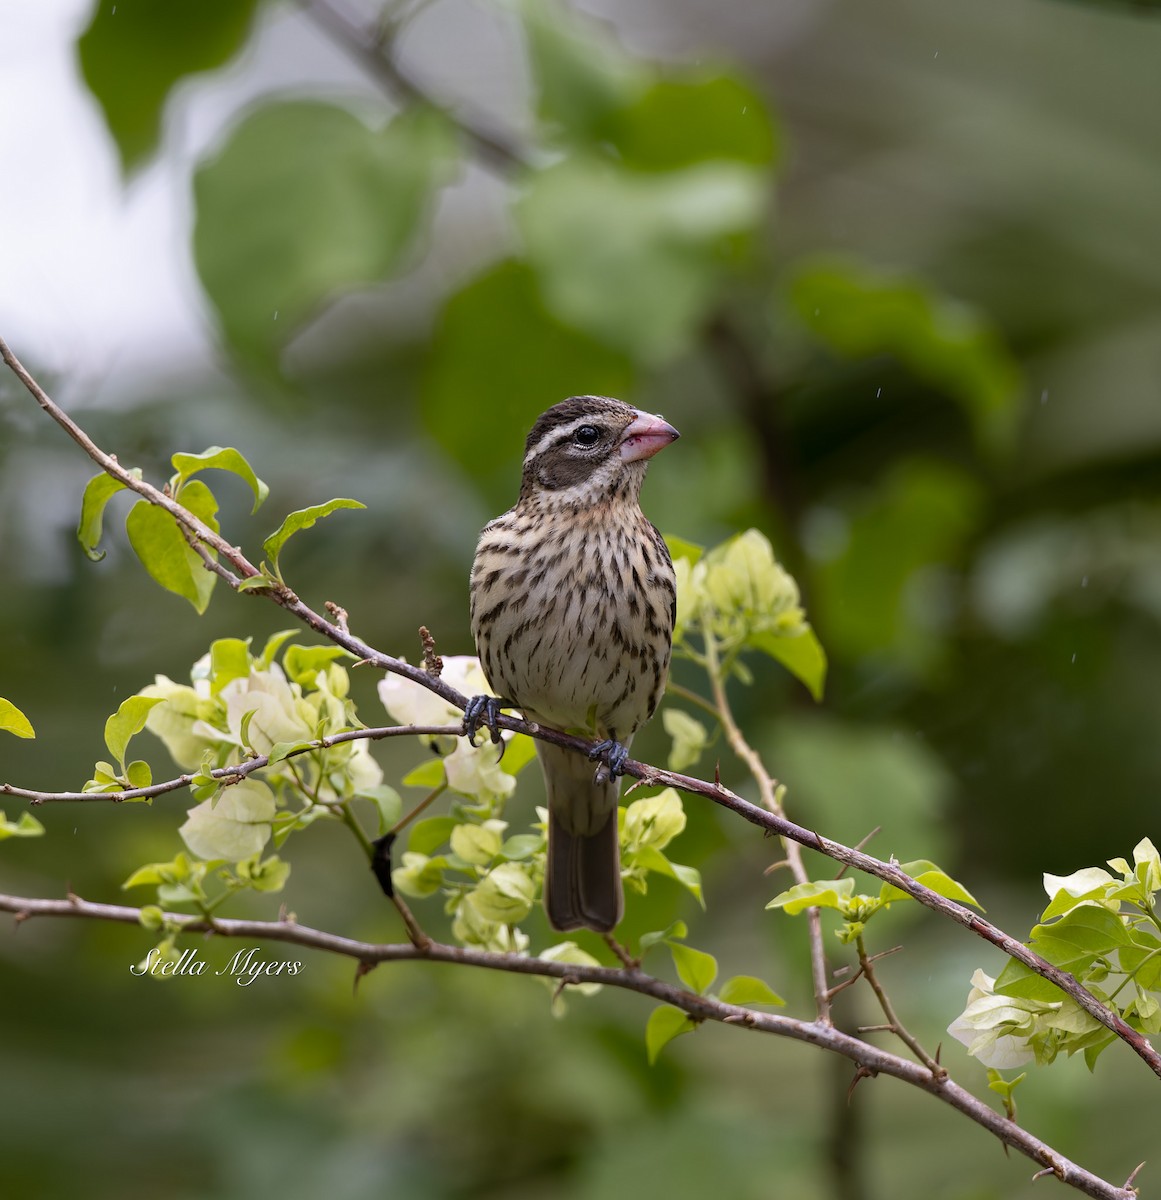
466 396 679 932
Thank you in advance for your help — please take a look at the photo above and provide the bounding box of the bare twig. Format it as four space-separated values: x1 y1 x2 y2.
299 0 529 172
701 624 832 1026
0 889 1137 1200
854 934 945 1078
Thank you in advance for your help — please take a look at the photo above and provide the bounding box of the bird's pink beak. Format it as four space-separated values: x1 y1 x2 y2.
619 411 680 462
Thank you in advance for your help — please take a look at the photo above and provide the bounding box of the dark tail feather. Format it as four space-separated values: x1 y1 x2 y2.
544 805 623 933
537 739 624 933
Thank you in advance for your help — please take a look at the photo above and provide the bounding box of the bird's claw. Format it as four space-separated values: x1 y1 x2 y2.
463 694 505 751
589 739 630 785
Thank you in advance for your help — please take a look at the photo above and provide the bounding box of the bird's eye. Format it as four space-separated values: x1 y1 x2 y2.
573 425 601 447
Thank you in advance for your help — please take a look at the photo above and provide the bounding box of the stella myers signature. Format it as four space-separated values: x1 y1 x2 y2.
130 946 303 985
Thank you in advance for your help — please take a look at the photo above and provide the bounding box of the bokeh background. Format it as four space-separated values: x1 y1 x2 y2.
2 0 1160 1196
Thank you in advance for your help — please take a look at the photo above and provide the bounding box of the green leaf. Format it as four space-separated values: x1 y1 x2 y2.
78 0 261 172
639 920 688 954
607 72 779 172
468 863 536 923
283 644 351 686
77 470 140 561
402 758 447 789
0 811 46 840
498 833 543 860
767 877 856 915
422 260 634 506
788 258 1021 455
209 637 252 696
138 906 166 932
258 630 298 669
236 853 291 893
356 785 402 836
408 816 458 856
663 535 704 567
104 695 166 769
645 1005 697 1064
172 447 268 513
517 156 767 362
262 498 365 571
1031 904 1133 955
0 698 35 739
717 975 786 1007
748 626 827 702
668 941 718 995
125 480 220 612
193 101 458 365
662 708 708 771
520 0 648 143
879 860 981 909
125 760 153 790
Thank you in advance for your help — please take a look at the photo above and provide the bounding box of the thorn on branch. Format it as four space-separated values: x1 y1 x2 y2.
1124 1162 1146 1192
353 959 377 995
1033 1165 1064 1183
835 825 881 878
763 859 791 875
847 1064 877 1103
418 626 443 677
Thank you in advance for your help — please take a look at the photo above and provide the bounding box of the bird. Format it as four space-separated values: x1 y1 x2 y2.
466 395 679 933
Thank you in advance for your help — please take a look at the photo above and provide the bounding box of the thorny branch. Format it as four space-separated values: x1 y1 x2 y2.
0 337 1156 1198
0 891 1141 1200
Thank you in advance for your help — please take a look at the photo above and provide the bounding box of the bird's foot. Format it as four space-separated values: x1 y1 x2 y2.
463 695 506 750
589 739 630 786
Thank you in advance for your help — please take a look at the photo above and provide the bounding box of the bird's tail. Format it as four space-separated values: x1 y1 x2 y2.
538 740 624 933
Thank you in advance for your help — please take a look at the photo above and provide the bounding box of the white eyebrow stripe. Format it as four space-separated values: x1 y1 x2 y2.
523 415 607 464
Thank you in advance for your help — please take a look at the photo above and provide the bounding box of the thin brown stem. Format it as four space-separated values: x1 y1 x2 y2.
702 624 832 1025
854 934 945 1078
300 0 529 173
388 782 447 836
0 889 1136 1200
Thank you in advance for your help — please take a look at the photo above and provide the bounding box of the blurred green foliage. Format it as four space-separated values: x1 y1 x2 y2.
4 0 1161 1197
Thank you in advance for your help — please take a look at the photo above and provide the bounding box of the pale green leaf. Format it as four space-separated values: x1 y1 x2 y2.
645 1004 697 1064
408 815 457 856
77 469 140 561
171 446 268 512
125 480 220 612
0 811 46 840
402 758 446 788
748 625 827 702
0 698 35 739
104 695 166 768
767 877 856 915
669 941 717 995
717 974 786 1007
263 498 365 570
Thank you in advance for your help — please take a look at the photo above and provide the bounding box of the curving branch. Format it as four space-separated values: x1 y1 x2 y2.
2 330 1159 1082
0 889 1140 1200
300 0 531 173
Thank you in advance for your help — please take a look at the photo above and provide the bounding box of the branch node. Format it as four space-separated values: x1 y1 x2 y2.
325 601 350 632
418 626 443 677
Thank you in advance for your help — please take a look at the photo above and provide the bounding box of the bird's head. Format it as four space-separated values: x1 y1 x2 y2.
519 396 679 507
